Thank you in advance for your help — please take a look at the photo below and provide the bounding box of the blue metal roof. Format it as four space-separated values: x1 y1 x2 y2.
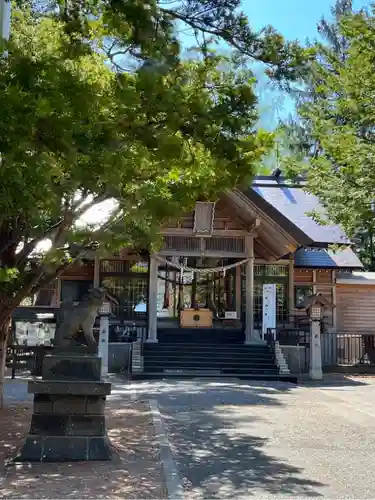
251 177 351 245
294 247 363 269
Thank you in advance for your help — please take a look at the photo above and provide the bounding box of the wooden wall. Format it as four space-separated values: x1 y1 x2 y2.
336 284 375 332
163 199 247 231
294 269 313 284
292 269 334 327
60 261 94 281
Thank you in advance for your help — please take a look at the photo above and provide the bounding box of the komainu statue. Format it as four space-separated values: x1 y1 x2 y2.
54 288 106 350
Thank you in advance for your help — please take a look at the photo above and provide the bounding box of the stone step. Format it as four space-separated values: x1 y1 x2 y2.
144 358 275 366
157 337 245 339
145 343 270 351
145 346 275 356
146 365 279 374
141 333 281 382
144 345 273 353
157 329 245 344
157 328 243 334
144 360 277 369
132 372 298 383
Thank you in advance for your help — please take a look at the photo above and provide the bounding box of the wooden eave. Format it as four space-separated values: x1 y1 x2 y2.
225 190 300 260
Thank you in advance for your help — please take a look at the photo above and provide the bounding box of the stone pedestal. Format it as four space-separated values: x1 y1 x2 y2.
15 351 112 462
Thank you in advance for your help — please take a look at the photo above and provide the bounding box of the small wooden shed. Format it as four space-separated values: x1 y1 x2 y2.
336 272 375 331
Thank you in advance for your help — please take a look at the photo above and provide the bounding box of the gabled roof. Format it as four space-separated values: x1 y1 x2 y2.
246 176 351 246
294 247 363 269
225 190 300 259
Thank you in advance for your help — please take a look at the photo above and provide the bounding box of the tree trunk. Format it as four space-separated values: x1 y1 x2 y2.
0 312 12 409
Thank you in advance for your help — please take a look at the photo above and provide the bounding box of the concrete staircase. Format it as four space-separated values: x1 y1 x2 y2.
134 328 297 382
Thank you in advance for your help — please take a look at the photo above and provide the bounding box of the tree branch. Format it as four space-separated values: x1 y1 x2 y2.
29 260 75 296
0 216 26 261
15 217 66 268
11 268 45 309
161 7 274 67
15 193 110 267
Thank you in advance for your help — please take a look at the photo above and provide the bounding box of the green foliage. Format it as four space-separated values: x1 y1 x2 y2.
0 0 310 308
299 7 375 239
279 0 358 171
0 4 268 306
278 1 375 269
0 268 19 283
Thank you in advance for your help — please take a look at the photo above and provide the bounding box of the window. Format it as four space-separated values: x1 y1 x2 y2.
101 276 148 319
60 280 93 303
100 259 148 274
295 286 313 307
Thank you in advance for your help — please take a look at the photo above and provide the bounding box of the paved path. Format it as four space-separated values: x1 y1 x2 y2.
5 375 375 498
1 375 166 499
3 378 32 404
3 373 132 406
124 377 375 499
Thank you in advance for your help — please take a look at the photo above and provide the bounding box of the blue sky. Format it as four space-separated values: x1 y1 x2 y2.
241 0 372 128
244 0 370 40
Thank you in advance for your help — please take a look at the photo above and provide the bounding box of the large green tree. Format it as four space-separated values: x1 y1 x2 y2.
279 0 356 163
301 7 375 238
0 0 308 405
280 1 375 267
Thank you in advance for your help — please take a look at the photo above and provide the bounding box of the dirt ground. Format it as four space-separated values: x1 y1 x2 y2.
0 399 167 499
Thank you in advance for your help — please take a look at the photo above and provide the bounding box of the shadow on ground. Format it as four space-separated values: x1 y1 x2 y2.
3 372 372 499
0 400 166 499
302 373 372 387
112 378 326 498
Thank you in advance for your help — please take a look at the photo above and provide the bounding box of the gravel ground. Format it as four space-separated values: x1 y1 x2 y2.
129 376 375 499
5 373 375 499
0 377 167 500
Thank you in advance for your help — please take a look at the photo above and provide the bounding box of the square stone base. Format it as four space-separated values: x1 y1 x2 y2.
15 353 112 463
43 354 102 381
16 435 111 462
15 392 112 462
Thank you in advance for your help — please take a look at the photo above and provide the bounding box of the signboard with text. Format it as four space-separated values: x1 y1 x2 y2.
262 284 276 338
225 311 238 320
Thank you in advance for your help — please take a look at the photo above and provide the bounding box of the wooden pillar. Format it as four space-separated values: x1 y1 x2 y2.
332 270 337 332
245 234 255 343
235 265 242 319
94 254 100 289
56 278 62 306
147 255 158 342
191 272 197 309
312 270 317 294
289 255 294 321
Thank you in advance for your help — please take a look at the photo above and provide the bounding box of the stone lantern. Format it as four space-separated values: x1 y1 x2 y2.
296 293 333 380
